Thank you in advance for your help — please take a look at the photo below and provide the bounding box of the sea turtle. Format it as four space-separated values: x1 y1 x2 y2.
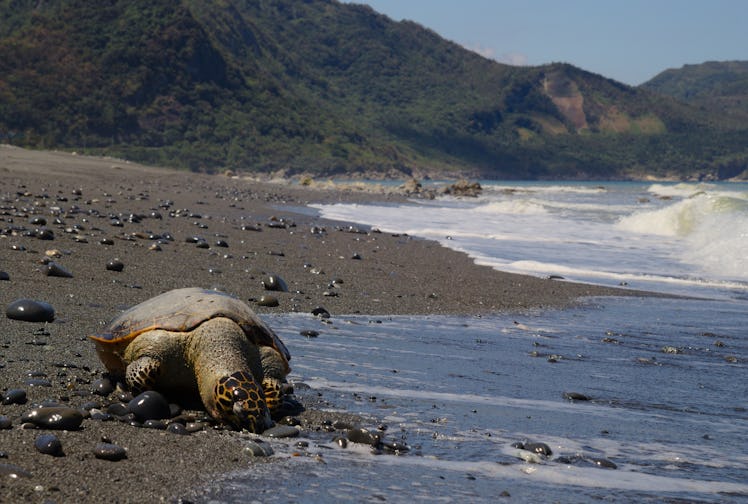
89 287 291 433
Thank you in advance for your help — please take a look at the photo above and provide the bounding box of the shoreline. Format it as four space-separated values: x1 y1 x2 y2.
1 146 653 502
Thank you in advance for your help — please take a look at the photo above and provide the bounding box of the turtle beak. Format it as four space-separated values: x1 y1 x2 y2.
233 402 273 433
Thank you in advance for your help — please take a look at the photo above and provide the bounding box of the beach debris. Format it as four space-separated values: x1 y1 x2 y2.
5 299 55 322
35 434 64 457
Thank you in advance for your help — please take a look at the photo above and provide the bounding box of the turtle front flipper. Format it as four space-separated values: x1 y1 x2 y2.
125 355 162 394
259 346 291 416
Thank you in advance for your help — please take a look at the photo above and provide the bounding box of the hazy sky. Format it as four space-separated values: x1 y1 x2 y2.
344 0 747 85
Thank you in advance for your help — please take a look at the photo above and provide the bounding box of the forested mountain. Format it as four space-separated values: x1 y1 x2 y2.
642 61 748 122
2 0 747 179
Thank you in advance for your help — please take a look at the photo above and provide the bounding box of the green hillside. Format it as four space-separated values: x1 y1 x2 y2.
641 61 748 122
2 0 748 179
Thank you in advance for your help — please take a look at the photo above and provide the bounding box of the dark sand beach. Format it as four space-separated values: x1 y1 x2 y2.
1 145 636 502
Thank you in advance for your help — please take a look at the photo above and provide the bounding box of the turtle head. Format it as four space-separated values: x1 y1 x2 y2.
213 371 273 433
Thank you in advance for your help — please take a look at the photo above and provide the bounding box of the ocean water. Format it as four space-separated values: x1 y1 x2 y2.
198 182 748 503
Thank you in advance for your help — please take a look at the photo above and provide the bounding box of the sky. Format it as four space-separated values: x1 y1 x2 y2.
343 0 747 86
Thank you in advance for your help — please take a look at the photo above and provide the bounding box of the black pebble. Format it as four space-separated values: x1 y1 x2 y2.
44 262 73 278
166 422 189 435
22 406 84 430
92 377 115 396
128 391 171 421
257 295 279 307
262 274 288 292
563 391 591 401
0 271 9 281
106 259 125 272
143 419 167 430
300 330 319 338
0 416 12 429
346 428 381 447
6 299 55 322
2 388 27 405
311 307 331 319
35 434 64 457
523 442 553 457
93 442 127 461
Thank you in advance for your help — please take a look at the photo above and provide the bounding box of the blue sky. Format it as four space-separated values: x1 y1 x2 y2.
344 0 747 85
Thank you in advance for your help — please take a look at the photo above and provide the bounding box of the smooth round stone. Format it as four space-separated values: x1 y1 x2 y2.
127 391 171 421
35 434 64 457
562 391 591 401
262 274 288 292
0 271 9 281
523 442 553 457
44 261 73 278
22 407 84 430
590 457 617 469
346 428 381 447
311 307 331 319
93 442 127 461
2 388 27 405
143 419 167 430
243 440 274 457
35 229 54 240
166 422 189 435
257 295 279 307
106 402 129 417
106 259 125 272
92 377 115 396
0 416 12 429
262 424 299 438
0 463 32 478
382 440 409 453
6 299 55 322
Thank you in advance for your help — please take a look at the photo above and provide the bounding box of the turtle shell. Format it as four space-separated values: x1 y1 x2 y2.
89 287 290 373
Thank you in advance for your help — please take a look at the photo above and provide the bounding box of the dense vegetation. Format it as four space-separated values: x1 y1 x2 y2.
1 0 748 179
642 61 748 123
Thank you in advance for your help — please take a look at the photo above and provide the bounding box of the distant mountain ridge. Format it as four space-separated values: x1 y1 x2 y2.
1 0 748 180
642 61 748 121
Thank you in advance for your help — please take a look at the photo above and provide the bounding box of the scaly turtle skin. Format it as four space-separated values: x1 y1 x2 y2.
89 287 291 433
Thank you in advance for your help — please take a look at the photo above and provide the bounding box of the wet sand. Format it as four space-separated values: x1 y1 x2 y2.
0 145 638 502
